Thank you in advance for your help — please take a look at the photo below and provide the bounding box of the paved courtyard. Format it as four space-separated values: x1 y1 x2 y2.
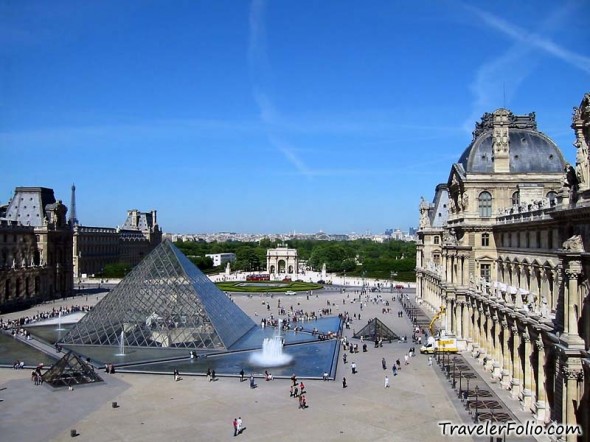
0 283 541 441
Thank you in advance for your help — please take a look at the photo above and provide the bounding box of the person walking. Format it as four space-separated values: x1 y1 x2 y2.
342 377 347 388
404 354 409 365
233 418 239 437
381 357 387 370
237 417 244 435
240 369 245 382
385 376 390 388
428 356 433 366
351 362 357 374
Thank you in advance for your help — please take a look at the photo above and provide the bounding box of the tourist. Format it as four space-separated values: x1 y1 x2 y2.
396 359 401 370
404 354 409 365
351 362 357 374
239 369 245 382
249 375 257 389
322 371 329 381
392 365 398 376
343 353 347 364
237 417 244 435
233 418 238 437
173 369 181 381
342 377 347 388
206 368 212 382
428 356 433 366
211 369 216 381
385 376 390 388
382 357 387 370
299 381 305 394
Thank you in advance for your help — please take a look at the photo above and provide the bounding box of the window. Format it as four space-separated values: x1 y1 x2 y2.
480 263 491 282
433 254 440 265
434 236 440 245
548 230 553 249
478 191 492 217
482 233 490 247
512 191 520 206
547 191 557 206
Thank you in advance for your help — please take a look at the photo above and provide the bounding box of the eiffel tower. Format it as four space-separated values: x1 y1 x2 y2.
60 240 256 351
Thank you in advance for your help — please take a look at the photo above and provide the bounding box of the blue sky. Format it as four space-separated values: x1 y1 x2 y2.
1 1 589 234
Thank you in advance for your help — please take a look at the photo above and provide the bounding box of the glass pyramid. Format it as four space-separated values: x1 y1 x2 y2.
42 351 103 388
353 318 400 342
60 240 256 351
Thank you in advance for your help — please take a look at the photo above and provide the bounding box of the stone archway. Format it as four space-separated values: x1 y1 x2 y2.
278 260 286 273
267 246 299 276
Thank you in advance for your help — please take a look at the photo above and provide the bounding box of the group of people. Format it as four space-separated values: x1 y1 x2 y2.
0 304 92 331
288 375 308 409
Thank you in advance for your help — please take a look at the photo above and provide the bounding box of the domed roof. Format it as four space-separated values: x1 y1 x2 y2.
458 110 565 174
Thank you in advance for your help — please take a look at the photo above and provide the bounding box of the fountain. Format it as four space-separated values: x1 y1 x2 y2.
56 312 65 331
116 331 126 356
250 321 293 367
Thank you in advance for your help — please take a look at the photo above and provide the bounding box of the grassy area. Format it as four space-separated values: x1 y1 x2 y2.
216 281 323 293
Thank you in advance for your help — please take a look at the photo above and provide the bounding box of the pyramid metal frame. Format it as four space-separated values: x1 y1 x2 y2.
60 240 256 351
42 351 103 388
353 318 400 342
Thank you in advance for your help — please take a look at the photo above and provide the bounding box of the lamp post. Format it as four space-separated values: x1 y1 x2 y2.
390 271 397 293
465 377 470 402
452 357 457 388
458 368 463 398
474 385 480 422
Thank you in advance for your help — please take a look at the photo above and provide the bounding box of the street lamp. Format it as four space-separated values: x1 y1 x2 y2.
452 357 457 388
458 368 463 398
474 385 480 422
465 377 470 402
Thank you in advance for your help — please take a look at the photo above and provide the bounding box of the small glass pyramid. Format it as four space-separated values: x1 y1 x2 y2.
60 240 256 351
42 351 103 388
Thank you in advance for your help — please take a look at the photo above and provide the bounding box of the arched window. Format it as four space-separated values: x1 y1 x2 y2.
478 191 492 217
546 191 557 206
512 191 520 206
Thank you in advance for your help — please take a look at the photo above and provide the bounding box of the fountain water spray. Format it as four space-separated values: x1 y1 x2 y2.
116 331 125 356
250 320 293 367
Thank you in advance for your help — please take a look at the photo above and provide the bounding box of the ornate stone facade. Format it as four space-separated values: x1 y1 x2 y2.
416 96 590 440
0 187 73 312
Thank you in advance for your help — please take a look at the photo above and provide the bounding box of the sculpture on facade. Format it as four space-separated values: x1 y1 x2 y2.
563 164 579 203
419 197 430 229
562 235 585 253
461 192 469 211
443 228 458 246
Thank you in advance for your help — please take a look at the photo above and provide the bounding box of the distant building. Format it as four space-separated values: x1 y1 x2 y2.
205 253 236 267
0 187 73 312
73 209 162 277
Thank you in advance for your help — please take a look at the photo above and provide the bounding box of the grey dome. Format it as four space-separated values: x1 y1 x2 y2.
458 111 566 174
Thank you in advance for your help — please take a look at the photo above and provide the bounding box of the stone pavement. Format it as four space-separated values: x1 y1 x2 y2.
0 286 541 441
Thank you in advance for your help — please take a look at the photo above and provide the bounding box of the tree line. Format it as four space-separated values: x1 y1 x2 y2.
174 238 416 282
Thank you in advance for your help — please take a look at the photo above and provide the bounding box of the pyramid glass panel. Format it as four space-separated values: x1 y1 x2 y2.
60 241 256 351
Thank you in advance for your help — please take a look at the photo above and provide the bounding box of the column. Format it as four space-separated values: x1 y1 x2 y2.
445 298 452 332
562 262 584 348
535 337 548 422
511 324 522 399
462 301 470 341
501 320 511 389
521 330 533 409
455 301 463 339
563 368 583 442
471 304 480 355
492 315 502 378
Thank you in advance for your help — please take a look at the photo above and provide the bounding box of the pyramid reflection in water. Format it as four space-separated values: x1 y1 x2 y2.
60 240 256 354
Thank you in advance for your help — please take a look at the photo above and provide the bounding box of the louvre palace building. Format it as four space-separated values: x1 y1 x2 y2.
0 187 74 312
0 185 162 313
416 92 590 439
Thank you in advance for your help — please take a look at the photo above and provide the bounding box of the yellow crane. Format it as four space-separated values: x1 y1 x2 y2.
428 305 446 336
